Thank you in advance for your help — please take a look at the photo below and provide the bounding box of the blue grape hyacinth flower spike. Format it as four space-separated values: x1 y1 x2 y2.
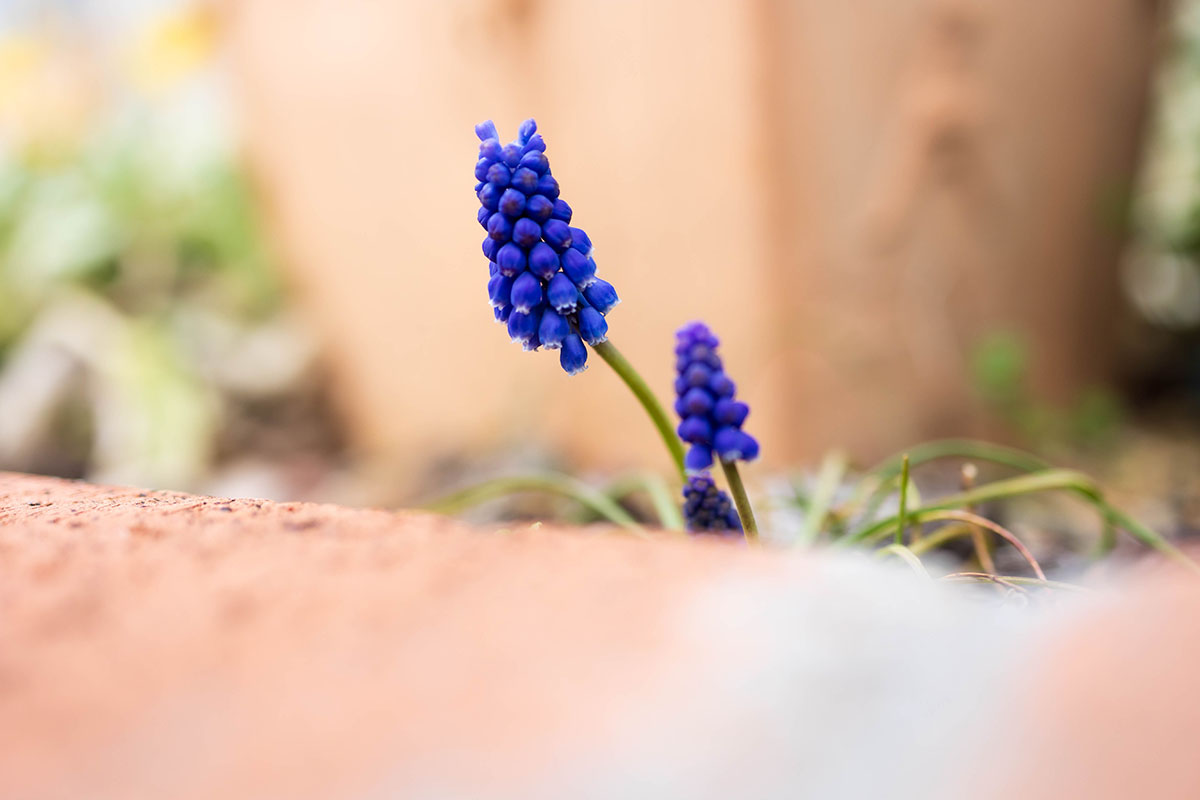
474 118 620 375
673 321 760 471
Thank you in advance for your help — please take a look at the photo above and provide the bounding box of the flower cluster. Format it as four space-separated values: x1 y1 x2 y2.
682 473 742 533
475 119 619 375
674 321 759 471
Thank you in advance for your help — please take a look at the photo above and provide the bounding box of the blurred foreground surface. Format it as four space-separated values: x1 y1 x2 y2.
2 471 1198 800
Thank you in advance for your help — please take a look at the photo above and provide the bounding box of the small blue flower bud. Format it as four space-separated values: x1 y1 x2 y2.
577 306 608 345
475 120 499 141
478 183 500 211
526 194 554 223
582 278 618 314
547 273 579 313
487 273 513 307
522 133 546 153
475 159 491 181
507 307 539 345
489 260 498 277
519 150 550 175
502 143 522 168
714 427 758 462
487 213 513 242
537 173 560 200
709 372 735 398
518 118 537 142
538 309 570 349
480 138 503 162
495 243 526 276
477 206 490 228
560 333 588 375
681 387 713 416
739 432 760 461
509 271 544 312
569 228 593 255
551 199 572 222
494 302 512 323
511 167 539 194
528 242 560 280
512 217 541 248
674 376 688 395
688 344 722 370
685 445 714 471
678 415 712 444
685 363 713 388
713 399 748 426
561 248 596 287
543 219 573 252
482 237 499 261
486 162 511 187
498 188 526 218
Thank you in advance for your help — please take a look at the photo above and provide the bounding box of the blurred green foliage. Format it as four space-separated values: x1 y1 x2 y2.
970 331 1122 450
0 110 295 489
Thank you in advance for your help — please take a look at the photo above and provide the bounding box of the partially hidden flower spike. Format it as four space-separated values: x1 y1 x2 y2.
472 118 620 374
673 321 759 468
681 473 742 534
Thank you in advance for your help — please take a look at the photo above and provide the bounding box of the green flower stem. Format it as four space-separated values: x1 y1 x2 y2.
424 472 645 535
720 458 759 541
592 339 687 483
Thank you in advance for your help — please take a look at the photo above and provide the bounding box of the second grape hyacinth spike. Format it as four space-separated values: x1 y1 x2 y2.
475 118 620 375
673 321 760 471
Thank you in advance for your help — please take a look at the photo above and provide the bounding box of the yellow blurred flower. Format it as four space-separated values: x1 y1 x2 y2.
126 2 219 94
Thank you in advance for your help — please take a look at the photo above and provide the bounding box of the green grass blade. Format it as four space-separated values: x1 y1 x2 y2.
606 471 685 532
424 472 646 534
844 468 1199 574
795 450 848 546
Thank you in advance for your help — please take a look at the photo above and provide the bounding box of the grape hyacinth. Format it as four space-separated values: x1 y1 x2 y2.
682 473 742 534
475 118 619 375
673 322 760 471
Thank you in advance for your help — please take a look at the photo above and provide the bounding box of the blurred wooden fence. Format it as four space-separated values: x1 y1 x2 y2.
223 0 1161 479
